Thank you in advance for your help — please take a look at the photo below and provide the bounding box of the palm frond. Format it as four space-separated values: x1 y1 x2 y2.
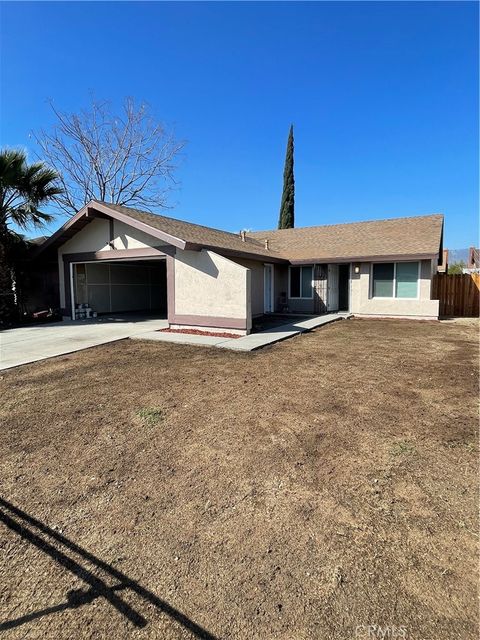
0 149 27 190
0 148 63 231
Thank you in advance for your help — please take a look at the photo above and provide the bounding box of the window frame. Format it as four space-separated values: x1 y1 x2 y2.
288 265 314 300
370 261 420 300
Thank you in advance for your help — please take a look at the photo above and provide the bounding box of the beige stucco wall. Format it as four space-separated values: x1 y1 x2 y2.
174 249 251 324
60 218 111 254
350 259 439 319
111 220 162 250
230 258 266 316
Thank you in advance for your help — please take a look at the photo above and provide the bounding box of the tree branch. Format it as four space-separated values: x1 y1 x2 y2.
33 97 186 216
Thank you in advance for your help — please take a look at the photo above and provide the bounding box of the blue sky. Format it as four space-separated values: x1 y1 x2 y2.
0 1 478 248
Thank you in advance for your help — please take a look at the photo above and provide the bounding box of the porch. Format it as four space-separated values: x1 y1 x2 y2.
263 263 351 315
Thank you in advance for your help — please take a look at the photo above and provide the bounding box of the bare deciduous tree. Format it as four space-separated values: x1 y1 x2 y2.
34 97 185 216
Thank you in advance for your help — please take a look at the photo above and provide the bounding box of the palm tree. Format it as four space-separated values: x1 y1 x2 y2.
0 149 63 325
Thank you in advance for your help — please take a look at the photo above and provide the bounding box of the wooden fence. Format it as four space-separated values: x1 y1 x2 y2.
432 273 480 317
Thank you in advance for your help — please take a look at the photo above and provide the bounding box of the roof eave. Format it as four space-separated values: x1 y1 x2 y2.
288 252 438 265
195 244 288 263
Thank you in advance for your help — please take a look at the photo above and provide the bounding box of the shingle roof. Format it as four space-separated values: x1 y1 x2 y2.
97 202 283 260
248 214 444 262
36 200 444 264
101 203 443 261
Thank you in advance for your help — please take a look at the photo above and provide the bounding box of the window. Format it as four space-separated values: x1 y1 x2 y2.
372 263 394 297
395 262 419 298
289 266 313 299
371 262 419 299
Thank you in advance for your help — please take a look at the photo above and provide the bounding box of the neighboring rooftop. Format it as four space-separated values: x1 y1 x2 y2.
467 247 480 269
28 236 49 246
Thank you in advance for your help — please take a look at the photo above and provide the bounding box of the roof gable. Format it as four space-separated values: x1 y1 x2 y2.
34 200 285 262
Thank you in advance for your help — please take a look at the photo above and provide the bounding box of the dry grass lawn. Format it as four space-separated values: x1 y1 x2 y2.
0 318 478 640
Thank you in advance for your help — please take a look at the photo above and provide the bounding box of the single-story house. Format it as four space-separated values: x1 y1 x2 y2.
33 200 444 333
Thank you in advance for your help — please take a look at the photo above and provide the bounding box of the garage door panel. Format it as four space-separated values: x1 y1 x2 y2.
110 264 150 285
87 284 111 313
74 260 167 315
110 284 149 312
149 263 166 281
150 284 167 311
86 263 110 284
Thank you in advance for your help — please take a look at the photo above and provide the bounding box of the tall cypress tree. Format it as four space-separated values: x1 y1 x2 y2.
278 125 295 229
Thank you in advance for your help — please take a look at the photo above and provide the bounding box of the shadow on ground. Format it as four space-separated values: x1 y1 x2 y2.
0 497 217 639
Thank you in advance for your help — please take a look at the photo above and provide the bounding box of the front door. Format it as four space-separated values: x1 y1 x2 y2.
327 264 339 311
264 264 274 313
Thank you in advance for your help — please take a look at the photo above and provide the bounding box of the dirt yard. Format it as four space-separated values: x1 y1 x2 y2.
0 318 478 640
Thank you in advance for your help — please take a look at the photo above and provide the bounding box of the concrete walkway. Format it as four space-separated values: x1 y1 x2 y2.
134 313 351 352
131 331 230 347
1 314 351 370
0 316 168 370
220 313 351 351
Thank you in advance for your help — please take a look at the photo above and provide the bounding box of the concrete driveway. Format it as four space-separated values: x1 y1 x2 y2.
0 316 168 371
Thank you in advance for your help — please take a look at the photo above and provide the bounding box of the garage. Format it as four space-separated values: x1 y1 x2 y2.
33 200 258 331
71 259 167 318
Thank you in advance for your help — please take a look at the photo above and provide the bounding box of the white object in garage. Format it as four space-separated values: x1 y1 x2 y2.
74 305 94 320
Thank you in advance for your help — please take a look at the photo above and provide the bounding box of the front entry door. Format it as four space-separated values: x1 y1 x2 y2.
327 264 339 311
264 264 274 313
